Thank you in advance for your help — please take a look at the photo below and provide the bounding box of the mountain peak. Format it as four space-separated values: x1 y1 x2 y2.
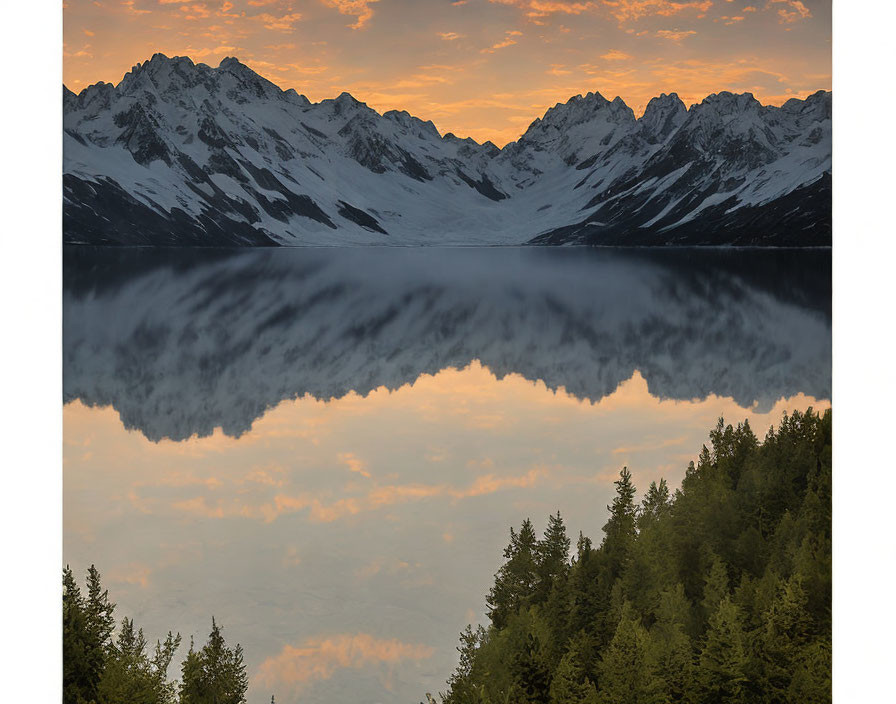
696 91 761 113
529 90 636 135
283 87 311 107
324 91 369 116
640 92 687 142
138 53 197 74
383 109 441 139
215 56 285 101
218 56 252 73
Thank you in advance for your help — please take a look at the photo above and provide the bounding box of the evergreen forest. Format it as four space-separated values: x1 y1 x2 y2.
63 565 252 704
441 409 831 704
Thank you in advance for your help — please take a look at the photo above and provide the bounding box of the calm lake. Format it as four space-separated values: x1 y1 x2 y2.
63 246 831 704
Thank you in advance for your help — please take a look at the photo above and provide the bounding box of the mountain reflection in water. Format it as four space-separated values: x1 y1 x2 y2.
64 246 830 442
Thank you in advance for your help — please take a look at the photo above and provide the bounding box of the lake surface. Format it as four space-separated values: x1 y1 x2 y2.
63 246 831 704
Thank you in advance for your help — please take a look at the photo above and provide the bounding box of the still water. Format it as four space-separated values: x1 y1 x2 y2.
63 246 830 704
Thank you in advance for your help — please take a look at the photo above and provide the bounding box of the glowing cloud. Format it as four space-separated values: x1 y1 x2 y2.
252 11 303 31
120 0 150 15
600 0 713 22
179 4 212 20
601 49 631 60
321 0 380 30
107 562 152 588
490 0 599 20
482 29 523 53
656 28 698 41
256 633 434 692
338 452 371 478
769 0 811 24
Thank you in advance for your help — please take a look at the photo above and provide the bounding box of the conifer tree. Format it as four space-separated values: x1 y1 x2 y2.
576 531 593 562
536 512 571 598
85 565 116 652
509 631 551 704
548 634 598 704
179 619 249 704
759 575 813 700
700 554 730 625
79 565 116 703
595 602 648 704
445 625 487 703
63 566 92 704
644 584 694 704
98 617 181 704
786 635 831 704
98 618 151 704
639 479 671 528
179 638 203 704
696 597 747 704
487 519 539 628
601 468 637 582
151 631 182 704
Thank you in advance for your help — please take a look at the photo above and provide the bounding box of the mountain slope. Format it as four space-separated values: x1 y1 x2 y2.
63 54 831 246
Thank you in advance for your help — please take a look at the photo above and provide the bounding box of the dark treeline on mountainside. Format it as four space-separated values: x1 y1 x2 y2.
63 566 251 704
441 409 831 704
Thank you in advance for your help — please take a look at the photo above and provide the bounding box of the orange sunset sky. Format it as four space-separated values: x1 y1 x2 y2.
63 0 831 147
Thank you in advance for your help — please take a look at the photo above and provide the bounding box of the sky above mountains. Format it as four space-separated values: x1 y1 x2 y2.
63 0 830 151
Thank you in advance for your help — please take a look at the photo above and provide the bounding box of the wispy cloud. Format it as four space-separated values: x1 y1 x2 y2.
490 0 599 19
121 0 151 15
601 49 631 60
165 462 551 524
252 11 303 31
338 452 371 478
178 3 211 20
107 562 152 588
492 0 714 21
482 29 523 53
256 634 434 693
321 0 380 30
656 28 698 41
601 0 713 22
768 0 810 24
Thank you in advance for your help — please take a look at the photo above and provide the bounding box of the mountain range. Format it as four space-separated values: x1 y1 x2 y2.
63 53 831 246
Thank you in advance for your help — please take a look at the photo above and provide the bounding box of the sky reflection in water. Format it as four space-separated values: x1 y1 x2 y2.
63 247 831 704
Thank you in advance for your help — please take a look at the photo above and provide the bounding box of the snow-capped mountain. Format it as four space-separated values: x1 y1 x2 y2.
63 53 831 246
